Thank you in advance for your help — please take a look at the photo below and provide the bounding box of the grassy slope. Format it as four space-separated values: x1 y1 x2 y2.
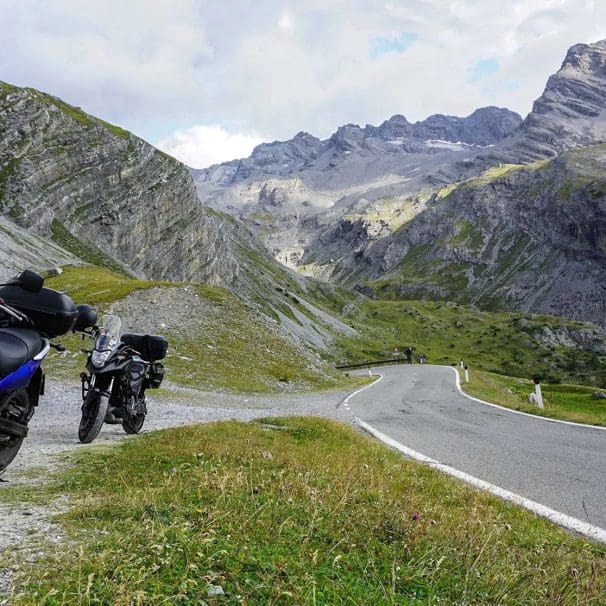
39 265 606 420
6 418 605 604
44 266 354 393
461 369 606 426
334 298 606 387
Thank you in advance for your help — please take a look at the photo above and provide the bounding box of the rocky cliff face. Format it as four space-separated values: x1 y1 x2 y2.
0 81 284 293
0 81 360 351
340 146 606 327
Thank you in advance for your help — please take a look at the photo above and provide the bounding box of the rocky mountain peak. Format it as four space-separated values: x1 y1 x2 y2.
535 39 606 119
560 39 606 77
502 38 606 161
293 130 318 142
194 105 521 187
249 131 322 166
374 114 412 139
410 107 522 146
328 123 366 151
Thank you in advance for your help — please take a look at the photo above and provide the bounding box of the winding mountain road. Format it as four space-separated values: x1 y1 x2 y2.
345 365 606 535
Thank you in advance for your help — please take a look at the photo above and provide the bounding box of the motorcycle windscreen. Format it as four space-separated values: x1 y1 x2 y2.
92 315 122 367
100 315 121 341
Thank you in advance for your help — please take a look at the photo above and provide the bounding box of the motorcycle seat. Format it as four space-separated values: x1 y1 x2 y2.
0 328 43 379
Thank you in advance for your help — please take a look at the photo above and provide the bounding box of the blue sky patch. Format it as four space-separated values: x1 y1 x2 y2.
369 32 418 59
469 58 499 82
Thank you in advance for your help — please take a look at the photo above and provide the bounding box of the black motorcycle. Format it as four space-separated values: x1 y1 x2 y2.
78 314 167 443
0 270 96 475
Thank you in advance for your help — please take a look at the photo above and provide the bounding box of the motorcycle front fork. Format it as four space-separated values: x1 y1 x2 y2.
79 372 90 402
80 373 113 404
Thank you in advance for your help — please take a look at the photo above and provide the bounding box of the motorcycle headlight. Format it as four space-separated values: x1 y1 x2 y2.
91 350 111 368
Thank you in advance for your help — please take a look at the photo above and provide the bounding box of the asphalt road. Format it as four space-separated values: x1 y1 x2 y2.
347 365 606 530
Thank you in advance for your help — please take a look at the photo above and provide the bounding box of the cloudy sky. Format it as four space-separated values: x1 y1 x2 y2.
1 1 605 167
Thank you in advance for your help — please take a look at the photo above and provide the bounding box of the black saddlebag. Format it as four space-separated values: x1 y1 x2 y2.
121 333 168 362
147 362 165 389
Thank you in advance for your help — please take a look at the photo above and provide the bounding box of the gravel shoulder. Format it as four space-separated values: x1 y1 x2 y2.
0 379 353 602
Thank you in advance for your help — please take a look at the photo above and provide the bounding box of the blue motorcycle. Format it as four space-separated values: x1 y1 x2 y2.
0 270 96 476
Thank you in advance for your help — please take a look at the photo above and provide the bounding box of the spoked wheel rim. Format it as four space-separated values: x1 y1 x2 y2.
0 390 31 475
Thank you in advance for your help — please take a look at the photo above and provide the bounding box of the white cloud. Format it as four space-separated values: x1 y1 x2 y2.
278 11 295 31
154 125 266 168
0 0 605 159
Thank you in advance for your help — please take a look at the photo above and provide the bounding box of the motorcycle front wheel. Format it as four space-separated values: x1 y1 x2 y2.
79 389 109 444
0 390 31 476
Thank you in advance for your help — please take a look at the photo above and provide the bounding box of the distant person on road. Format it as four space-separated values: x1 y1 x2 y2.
405 346 413 365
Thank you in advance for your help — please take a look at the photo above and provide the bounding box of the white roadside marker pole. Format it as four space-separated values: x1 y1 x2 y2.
533 376 544 409
460 358 464 369
464 365 469 384
368 368 372 378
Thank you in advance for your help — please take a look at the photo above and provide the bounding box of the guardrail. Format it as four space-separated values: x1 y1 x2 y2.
336 358 407 370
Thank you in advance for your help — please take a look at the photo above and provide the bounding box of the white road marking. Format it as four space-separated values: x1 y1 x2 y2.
442 366 606 431
356 418 606 544
338 373 383 408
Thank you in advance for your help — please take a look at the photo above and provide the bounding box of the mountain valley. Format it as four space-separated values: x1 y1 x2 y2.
192 40 606 330
0 39 605 388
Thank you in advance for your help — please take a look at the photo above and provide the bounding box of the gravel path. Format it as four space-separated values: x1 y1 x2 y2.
0 379 353 602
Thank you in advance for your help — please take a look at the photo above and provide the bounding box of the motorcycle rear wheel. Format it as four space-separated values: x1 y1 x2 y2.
79 389 109 444
0 390 31 476
122 412 145 434
122 394 146 434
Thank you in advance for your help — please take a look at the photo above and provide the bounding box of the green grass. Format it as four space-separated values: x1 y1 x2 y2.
163 293 352 392
0 80 18 95
461 369 606 426
333 299 606 387
5 418 605 604
468 160 551 187
447 220 483 250
435 160 551 202
42 265 178 381
44 265 170 308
